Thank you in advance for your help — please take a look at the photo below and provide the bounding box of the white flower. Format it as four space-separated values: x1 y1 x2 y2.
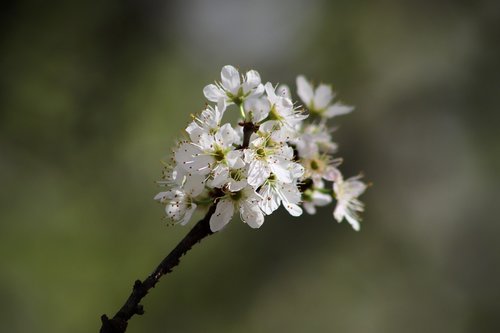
293 123 337 159
209 187 265 231
244 136 301 188
243 96 271 123
303 183 333 215
242 83 307 137
175 124 241 176
186 100 226 143
333 175 367 231
258 177 303 217
301 154 342 186
154 176 204 225
211 150 246 190
262 82 308 138
203 65 264 105
296 75 353 118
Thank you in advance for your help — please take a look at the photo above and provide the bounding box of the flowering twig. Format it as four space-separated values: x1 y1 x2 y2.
99 65 369 332
99 204 217 333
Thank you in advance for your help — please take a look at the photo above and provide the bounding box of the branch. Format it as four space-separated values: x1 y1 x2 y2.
239 121 259 149
99 204 217 333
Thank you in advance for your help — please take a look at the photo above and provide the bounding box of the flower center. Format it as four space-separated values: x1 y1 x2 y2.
268 105 283 121
227 87 246 105
256 148 266 157
214 148 226 162
230 169 243 181
229 190 243 201
310 160 320 170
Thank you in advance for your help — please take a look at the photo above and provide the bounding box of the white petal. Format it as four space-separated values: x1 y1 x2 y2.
347 180 367 198
209 199 235 232
186 121 203 143
189 154 213 174
216 98 227 115
345 214 361 231
221 65 240 94
324 103 354 118
284 203 303 217
240 202 264 228
259 120 280 136
184 174 205 196
280 183 302 205
303 202 317 215
333 202 346 222
311 191 332 207
339 176 367 198
216 123 237 147
296 75 314 106
277 94 294 110
244 70 261 90
277 84 291 99
180 203 197 226
258 186 280 215
323 166 341 182
244 97 270 123
175 143 196 164
251 84 265 98
247 160 270 187
290 162 305 179
313 84 334 110
243 148 255 163
226 150 244 168
264 82 278 103
167 165 186 186
165 194 187 221
211 164 229 188
269 161 292 184
228 180 247 192
203 84 225 102
154 191 168 202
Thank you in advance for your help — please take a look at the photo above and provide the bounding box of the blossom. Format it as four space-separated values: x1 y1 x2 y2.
175 123 241 176
296 75 354 119
154 174 205 225
302 182 333 215
186 100 226 143
154 189 197 226
211 150 246 190
301 154 342 186
333 175 367 231
258 177 303 216
244 136 300 188
293 123 337 159
156 65 367 233
210 187 265 231
203 65 264 105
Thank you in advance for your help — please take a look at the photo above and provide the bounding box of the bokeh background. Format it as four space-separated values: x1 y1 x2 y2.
1 0 499 332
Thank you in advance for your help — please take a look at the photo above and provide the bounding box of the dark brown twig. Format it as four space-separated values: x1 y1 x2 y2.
238 121 259 149
99 204 217 333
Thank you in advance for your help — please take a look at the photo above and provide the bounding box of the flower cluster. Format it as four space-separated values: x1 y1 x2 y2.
155 65 367 232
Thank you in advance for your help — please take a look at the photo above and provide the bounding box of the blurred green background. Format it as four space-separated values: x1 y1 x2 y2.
1 0 499 332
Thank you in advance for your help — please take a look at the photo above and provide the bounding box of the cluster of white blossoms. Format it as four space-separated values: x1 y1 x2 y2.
155 65 368 232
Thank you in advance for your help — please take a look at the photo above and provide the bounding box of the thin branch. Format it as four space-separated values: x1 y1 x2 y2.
99 204 217 333
239 121 259 149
